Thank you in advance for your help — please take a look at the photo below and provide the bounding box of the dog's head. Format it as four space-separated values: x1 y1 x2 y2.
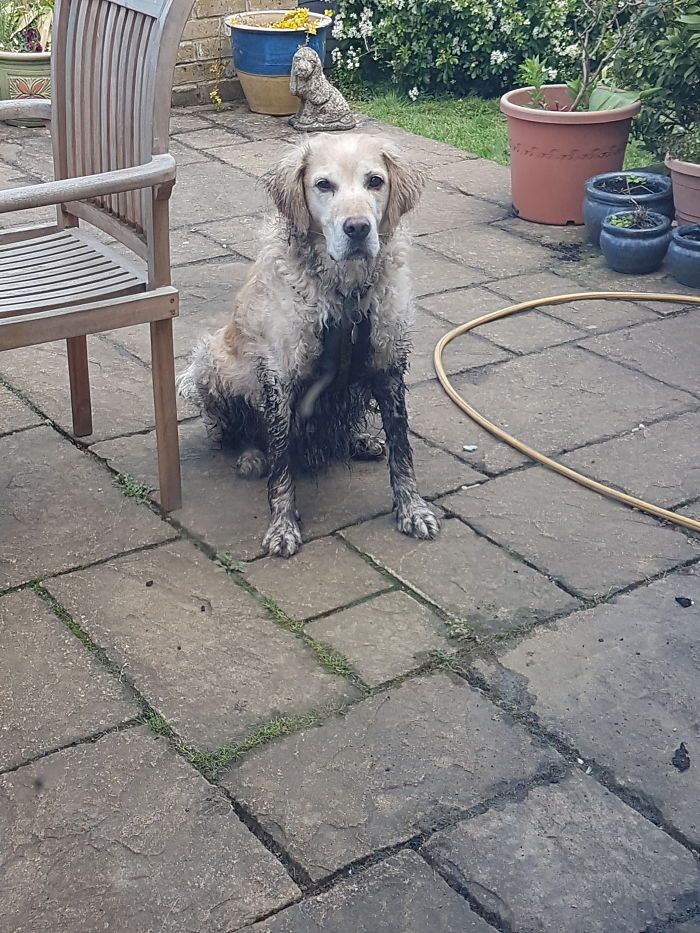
264 133 424 261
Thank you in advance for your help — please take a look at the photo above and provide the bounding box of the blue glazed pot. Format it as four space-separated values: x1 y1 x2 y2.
600 211 672 274
225 11 330 116
667 225 700 289
583 171 674 245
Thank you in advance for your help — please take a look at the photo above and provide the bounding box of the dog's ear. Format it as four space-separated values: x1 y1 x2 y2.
264 144 310 234
381 143 426 230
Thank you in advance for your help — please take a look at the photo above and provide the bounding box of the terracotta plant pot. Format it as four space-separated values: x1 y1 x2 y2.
665 155 700 225
500 85 641 226
0 50 51 127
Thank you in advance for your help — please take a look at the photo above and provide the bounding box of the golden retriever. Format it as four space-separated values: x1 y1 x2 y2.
177 132 439 557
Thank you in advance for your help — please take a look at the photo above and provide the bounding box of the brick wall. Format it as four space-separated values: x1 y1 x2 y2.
174 0 297 106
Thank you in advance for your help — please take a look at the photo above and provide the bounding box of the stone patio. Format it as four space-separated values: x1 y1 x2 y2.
1 103 699 932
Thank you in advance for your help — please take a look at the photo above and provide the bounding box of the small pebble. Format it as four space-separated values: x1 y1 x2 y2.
675 596 693 608
462 444 478 452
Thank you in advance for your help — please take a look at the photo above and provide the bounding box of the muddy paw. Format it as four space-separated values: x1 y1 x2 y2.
351 433 387 461
262 517 303 558
396 498 440 540
234 448 269 479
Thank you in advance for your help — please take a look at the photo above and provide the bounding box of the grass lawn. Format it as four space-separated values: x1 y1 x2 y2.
354 91 653 169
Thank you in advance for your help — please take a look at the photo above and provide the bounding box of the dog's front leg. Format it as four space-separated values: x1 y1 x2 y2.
373 367 439 540
258 364 302 558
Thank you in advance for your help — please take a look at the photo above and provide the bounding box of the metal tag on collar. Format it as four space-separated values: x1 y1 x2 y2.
350 288 363 344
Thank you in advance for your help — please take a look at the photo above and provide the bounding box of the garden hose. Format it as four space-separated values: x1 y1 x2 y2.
433 291 700 534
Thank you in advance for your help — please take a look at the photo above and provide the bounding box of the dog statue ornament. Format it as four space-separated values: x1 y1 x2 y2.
289 46 357 132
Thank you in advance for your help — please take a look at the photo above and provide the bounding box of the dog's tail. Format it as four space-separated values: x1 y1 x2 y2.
176 339 214 404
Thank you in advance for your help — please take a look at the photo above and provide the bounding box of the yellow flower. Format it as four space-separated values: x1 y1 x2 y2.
323 9 333 16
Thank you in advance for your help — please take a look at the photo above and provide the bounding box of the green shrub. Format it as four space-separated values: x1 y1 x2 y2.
331 0 583 98
614 0 700 159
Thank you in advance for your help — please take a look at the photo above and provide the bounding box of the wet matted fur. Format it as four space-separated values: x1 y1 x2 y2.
177 132 440 557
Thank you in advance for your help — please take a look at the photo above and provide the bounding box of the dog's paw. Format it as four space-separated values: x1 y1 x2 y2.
234 448 269 479
396 497 440 540
263 517 303 558
351 433 386 461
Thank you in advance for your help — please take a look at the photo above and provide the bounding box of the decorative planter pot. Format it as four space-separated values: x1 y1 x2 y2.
583 171 673 245
666 224 700 289
225 11 330 116
0 50 51 127
665 155 700 225
599 211 672 274
500 85 641 226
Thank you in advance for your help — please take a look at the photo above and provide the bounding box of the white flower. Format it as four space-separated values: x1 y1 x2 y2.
359 7 374 39
490 49 508 66
408 86 419 101
564 42 579 58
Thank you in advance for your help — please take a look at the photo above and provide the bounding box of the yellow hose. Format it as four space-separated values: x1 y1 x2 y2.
433 291 700 534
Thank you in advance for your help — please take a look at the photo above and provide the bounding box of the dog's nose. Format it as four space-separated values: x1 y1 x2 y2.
343 216 371 241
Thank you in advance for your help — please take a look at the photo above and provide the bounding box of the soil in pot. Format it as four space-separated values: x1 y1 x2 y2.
667 224 700 289
500 85 640 226
599 210 672 274
583 170 674 245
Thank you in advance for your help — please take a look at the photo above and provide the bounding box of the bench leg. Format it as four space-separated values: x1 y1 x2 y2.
66 335 93 437
150 318 182 512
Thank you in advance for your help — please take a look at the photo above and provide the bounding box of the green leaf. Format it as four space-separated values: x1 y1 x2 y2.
588 87 640 111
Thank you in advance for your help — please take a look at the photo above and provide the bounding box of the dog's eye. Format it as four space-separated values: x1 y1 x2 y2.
315 178 334 192
367 175 385 189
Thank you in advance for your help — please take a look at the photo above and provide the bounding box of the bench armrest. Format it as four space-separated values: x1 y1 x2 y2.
0 153 177 214
0 99 51 122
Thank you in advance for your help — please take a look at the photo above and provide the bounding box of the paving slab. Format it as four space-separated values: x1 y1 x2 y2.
0 427 171 589
407 308 512 385
92 419 482 559
580 312 700 397
0 385 41 435
559 410 700 509
423 772 700 933
170 160 269 226
469 307 583 355
442 467 699 598
411 244 489 296
245 537 390 620
175 125 246 150
488 270 659 332
408 378 527 475
358 121 473 166
250 850 495 932
421 287 582 361
418 285 507 325
47 541 356 751
169 111 212 134
211 104 297 142
475 566 700 845
0 590 137 770
420 227 550 278
342 515 577 631
221 673 562 879
408 182 507 237
305 590 450 687
569 256 699 307
0 727 299 932
107 259 251 363
169 226 230 263
168 137 209 166
192 213 264 259
432 343 697 475
428 158 511 205
208 139 291 178
0 337 196 442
